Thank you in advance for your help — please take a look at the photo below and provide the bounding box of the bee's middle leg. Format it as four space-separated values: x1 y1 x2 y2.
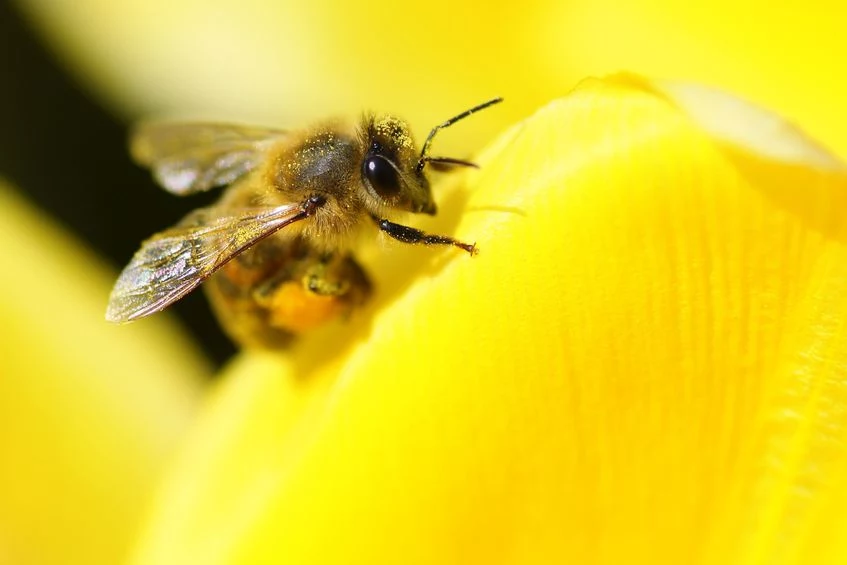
205 241 371 349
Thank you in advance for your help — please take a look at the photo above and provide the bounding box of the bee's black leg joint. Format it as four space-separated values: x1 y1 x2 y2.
373 216 477 255
303 194 326 215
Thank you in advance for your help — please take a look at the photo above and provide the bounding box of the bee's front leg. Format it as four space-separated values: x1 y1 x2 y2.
372 215 477 255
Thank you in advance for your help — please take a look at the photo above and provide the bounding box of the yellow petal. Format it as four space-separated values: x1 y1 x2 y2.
548 1 847 160
0 184 209 565
647 78 844 171
129 76 847 564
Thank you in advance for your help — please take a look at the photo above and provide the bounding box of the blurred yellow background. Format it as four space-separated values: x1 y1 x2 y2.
14 0 847 158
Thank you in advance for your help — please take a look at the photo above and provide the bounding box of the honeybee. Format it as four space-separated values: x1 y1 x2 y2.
106 98 502 348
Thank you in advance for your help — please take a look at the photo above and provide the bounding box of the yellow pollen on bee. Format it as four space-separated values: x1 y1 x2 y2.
267 282 348 334
374 117 413 151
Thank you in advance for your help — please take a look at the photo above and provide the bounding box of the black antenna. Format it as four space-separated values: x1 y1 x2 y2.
420 156 479 170
416 97 503 173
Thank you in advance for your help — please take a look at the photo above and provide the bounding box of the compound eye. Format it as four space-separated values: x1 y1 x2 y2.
363 155 402 200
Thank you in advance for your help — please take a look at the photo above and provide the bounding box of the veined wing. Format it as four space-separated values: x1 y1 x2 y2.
106 202 307 323
130 122 288 195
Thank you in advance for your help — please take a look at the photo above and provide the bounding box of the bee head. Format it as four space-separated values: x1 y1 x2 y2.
359 98 502 217
360 115 436 215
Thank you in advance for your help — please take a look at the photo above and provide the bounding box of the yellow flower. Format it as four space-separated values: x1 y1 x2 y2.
6 1 847 563
113 75 847 564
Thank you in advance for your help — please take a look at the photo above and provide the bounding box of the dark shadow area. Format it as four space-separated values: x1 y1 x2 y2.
0 4 235 367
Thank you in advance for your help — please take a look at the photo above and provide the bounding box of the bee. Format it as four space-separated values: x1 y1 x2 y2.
106 98 502 348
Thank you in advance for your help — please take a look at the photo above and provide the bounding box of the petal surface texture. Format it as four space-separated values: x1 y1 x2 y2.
128 77 847 564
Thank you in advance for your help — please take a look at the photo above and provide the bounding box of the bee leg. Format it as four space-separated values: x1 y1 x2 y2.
302 257 350 296
247 251 371 337
250 253 362 299
371 216 477 255
205 240 371 349
205 270 298 349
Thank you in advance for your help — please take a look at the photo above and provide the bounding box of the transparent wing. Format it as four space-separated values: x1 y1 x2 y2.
106 202 306 323
130 122 288 195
